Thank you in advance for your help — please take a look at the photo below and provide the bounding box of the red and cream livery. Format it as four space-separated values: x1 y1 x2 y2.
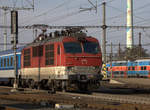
20 29 103 91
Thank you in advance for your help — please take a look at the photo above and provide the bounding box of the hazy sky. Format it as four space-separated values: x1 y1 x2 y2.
0 0 150 54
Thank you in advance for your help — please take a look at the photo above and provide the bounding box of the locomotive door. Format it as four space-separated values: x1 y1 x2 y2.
57 45 61 66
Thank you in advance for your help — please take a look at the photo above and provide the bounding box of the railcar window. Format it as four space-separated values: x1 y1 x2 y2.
1 58 3 67
4 58 6 67
144 66 147 70
83 42 100 54
132 67 135 70
16 56 18 66
63 42 82 53
141 66 143 70
24 49 31 66
128 67 130 70
45 44 54 65
7 58 9 67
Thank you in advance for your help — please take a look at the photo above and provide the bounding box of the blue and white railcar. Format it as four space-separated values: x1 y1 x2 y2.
0 47 23 84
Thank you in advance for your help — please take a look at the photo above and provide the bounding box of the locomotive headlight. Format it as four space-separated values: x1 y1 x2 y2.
93 66 99 70
67 66 73 71
66 66 74 73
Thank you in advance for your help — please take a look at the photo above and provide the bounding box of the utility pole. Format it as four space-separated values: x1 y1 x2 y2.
110 42 113 78
118 43 121 59
102 2 107 79
139 32 142 58
3 9 7 50
102 2 107 64
11 10 18 91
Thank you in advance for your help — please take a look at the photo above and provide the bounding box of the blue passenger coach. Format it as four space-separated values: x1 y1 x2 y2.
0 47 23 84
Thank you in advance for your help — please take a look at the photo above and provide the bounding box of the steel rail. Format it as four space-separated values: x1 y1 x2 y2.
57 92 150 105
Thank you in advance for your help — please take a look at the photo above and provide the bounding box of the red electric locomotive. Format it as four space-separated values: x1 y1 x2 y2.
20 28 103 91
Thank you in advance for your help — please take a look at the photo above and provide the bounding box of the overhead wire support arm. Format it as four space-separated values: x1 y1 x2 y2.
0 6 34 11
0 25 150 29
80 0 97 12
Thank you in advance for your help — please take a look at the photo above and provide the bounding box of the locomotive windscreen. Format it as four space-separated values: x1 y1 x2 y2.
83 42 100 54
63 42 82 53
64 41 100 54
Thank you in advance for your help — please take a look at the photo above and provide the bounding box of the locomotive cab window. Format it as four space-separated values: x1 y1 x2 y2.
83 42 100 54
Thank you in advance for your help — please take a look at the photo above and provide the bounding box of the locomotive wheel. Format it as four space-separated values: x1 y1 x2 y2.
9 79 14 86
78 82 88 91
61 81 67 92
21 79 27 88
28 80 35 89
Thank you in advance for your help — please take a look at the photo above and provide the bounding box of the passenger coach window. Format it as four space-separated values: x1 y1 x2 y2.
1 58 3 67
10 57 13 66
24 49 31 66
83 42 100 54
132 67 135 70
45 44 54 65
141 66 143 70
128 67 130 70
7 58 9 67
4 58 6 67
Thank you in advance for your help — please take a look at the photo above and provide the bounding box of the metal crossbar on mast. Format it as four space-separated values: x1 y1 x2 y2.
0 25 150 29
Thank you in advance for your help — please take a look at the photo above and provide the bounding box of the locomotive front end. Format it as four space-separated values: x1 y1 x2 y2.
66 66 103 90
63 36 103 91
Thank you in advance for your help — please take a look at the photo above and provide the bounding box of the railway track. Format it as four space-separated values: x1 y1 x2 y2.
57 91 150 105
0 86 150 110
